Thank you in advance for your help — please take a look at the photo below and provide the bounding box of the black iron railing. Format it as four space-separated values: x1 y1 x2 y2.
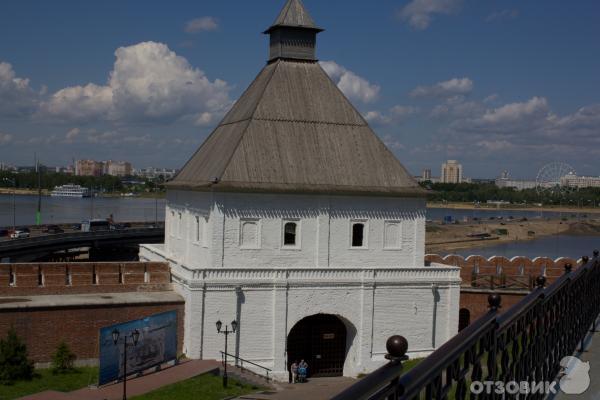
220 351 272 382
333 250 600 400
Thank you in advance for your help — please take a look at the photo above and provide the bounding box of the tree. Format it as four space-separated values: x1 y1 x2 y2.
0 328 34 384
51 341 77 374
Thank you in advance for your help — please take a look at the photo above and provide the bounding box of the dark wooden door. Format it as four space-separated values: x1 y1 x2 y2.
287 314 347 377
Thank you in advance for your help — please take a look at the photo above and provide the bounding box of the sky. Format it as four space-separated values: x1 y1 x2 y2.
0 0 599 179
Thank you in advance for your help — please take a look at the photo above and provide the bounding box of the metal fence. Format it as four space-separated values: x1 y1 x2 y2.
333 250 600 400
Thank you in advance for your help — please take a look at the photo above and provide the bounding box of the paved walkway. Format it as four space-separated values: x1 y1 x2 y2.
236 377 356 400
20 360 221 400
554 323 600 400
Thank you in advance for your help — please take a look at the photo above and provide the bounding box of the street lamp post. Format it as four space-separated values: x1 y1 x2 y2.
216 319 238 388
112 328 140 400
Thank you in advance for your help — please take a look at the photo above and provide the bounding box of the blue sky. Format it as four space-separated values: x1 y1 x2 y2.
1 0 599 179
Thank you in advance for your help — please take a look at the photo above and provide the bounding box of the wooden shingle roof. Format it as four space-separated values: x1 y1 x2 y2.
265 0 323 33
168 0 425 197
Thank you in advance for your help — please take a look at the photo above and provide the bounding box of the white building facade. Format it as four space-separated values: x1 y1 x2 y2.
141 0 460 380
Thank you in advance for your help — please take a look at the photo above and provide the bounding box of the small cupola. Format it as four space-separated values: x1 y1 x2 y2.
264 0 324 62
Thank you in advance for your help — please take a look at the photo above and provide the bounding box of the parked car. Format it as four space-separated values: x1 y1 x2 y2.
10 230 30 239
0 229 9 237
44 225 64 234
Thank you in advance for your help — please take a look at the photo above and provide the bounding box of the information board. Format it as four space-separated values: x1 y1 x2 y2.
98 310 177 385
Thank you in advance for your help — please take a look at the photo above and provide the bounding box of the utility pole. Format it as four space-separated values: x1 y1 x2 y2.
36 154 42 226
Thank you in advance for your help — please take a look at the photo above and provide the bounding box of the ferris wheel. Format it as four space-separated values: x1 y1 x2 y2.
536 162 576 195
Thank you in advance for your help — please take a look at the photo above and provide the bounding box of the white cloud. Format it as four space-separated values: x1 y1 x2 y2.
364 105 418 125
320 61 380 103
437 96 600 164
43 83 113 121
65 127 81 142
399 0 463 30
41 41 231 124
483 94 499 104
185 17 219 33
0 132 13 145
486 9 519 22
0 62 39 117
87 130 119 144
411 77 473 98
382 134 406 151
430 96 483 119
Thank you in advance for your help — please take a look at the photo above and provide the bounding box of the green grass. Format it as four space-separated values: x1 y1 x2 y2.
0 367 98 400
401 357 423 374
131 372 263 400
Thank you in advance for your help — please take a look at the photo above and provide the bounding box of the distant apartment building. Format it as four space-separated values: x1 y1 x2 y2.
135 167 178 180
0 162 15 172
75 160 104 176
560 173 600 188
105 160 133 177
495 171 537 190
422 168 432 180
441 160 463 183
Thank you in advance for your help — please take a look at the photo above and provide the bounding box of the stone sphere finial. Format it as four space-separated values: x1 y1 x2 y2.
386 335 408 360
565 263 573 273
488 293 501 310
536 275 547 288
582 256 589 264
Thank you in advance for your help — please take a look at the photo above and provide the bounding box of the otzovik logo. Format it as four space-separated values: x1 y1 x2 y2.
469 356 591 395
559 356 590 395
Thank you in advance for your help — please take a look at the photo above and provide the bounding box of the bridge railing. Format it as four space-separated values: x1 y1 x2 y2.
332 250 600 400
0 227 163 250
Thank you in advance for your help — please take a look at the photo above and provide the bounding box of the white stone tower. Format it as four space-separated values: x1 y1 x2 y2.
141 0 460 380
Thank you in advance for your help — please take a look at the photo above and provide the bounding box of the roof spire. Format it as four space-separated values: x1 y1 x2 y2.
264 0 323 62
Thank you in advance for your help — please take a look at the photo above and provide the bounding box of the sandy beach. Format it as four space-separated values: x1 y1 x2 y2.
425 219 600 254
427 201 600 215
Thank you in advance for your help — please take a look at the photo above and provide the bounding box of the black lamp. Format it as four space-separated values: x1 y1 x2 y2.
132 329 140 346
216 320 222 333
112 329 120 345
231 320 238 333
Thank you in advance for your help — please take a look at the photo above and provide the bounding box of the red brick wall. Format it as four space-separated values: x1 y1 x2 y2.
425 254 581 287
0 262 171 296
0 302 184 364
460 290 528 322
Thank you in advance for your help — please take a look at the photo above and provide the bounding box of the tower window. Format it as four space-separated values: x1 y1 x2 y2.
351 222 366 248
240 219 260 249
195 216 201 243
284 222 297 246
384 221 402 249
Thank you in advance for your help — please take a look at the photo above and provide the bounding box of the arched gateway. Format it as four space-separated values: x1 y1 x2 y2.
287 314 347 377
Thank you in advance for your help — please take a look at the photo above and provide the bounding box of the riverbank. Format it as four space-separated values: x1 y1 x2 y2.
427 201 600 214
0 188 49 196
0 188 165 198
425 219 600 254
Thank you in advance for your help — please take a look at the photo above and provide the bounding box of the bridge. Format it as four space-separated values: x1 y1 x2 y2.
0 228 164 261
333 250 600 400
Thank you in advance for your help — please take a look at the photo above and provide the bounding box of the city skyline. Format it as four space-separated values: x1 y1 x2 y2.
1 0 599 178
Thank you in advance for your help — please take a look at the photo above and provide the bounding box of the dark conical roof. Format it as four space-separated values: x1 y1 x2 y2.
167 1 425 197
265 0 323 33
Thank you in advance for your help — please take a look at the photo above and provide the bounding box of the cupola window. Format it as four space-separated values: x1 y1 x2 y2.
284 222 297 246
351 221 367 248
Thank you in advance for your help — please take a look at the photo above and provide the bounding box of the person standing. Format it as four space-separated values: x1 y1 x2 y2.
290 361 299 383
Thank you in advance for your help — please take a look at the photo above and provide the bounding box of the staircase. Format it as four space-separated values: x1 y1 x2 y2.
219 351 280 393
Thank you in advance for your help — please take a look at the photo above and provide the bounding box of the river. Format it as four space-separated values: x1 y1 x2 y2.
0 194 165 226
1 194 599 258
450 235 600 260
3 194 599 227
